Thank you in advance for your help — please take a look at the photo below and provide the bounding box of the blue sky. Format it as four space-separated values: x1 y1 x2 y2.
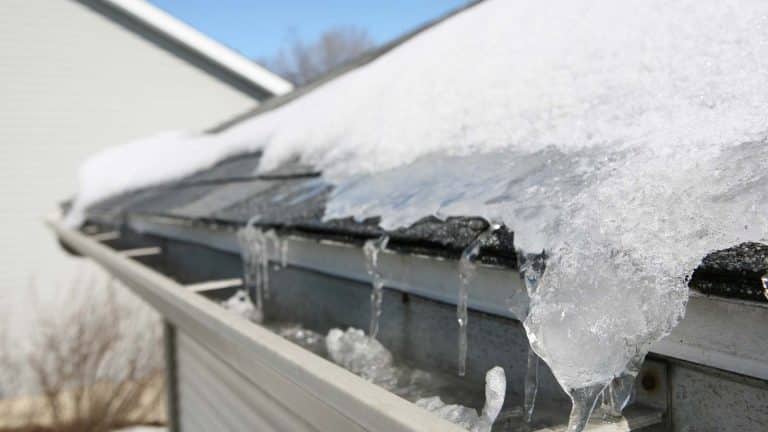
149 1 468 61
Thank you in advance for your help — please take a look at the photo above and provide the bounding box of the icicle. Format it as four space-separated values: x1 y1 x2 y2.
264 229 285 270
280 237 288 268
456 255 471 377
258 230 270 299
762 272 767 300
364 235 390 339
601 375 635 418
478 366 507 432
415 366 506 432
598 354 643 418
566 384 606 432
457 224 500 376
524 347 539 423
518 251 546 421
237 220 274 318
237 221 264 321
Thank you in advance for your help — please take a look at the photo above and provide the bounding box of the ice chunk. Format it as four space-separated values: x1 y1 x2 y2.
427 400 480 431
323 327 469 402
221 289 262 323
274 324 326 356
481 366 506 424
416 366 506 432
566 384 606 432
326 327 398 388
415 396 446 412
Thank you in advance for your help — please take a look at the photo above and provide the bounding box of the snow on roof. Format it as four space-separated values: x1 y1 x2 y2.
96 0 293 96
69 0 768 396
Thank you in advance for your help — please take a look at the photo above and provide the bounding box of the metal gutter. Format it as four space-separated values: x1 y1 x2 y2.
47 216 466 432
128 215 768 382
128 214 531 320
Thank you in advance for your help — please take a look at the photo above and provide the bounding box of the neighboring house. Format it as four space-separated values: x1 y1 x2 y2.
0 0 291 334
48 2 768 432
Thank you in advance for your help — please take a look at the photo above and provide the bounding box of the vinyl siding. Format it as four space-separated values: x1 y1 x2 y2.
0 0 256 337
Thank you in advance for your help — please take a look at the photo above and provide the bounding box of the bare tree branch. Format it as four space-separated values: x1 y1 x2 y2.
0 276 164 432
263 26 375 85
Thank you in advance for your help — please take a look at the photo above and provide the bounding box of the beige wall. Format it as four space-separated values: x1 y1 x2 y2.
0 0 256 336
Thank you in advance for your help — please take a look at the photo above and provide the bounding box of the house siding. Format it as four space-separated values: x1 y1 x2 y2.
175 331 321 432
0 0 257 334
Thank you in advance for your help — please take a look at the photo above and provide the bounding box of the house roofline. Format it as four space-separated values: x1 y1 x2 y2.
76 0 293 100
207 0 486 132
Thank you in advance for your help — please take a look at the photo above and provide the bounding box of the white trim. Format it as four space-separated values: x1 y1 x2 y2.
186 278 243 293
103 0 293 96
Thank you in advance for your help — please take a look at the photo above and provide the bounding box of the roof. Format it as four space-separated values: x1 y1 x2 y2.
208 0 485 132
82 152 517 268
78 151 767 304
76 0 293 99
68 0 768 305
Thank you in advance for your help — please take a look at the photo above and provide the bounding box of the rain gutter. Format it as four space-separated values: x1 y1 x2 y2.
46 215 466 432
126 214 768 382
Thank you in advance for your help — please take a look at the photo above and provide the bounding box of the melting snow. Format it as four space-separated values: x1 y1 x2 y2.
416 366 506 432
221 289 262 323
327 327 506 431
71 0 768 428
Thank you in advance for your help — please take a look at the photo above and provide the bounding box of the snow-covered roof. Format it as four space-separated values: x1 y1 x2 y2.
77 0 293 98
67 0 768 396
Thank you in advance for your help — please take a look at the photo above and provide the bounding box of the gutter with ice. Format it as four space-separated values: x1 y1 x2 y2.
53 0 768 430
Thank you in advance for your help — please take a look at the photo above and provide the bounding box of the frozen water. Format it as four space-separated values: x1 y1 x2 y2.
523 347 539 424
70 1 768 427
457 225 499 376
517 252 547 423
221 289 262 323
599 375 636 419
597 354 643 418
566 385 606 432
417 397 481 431
279 235 288 267
416 366 506 432
238 222 271 314
272 324 327 356
417 397 480 430
481 366 507 426
363 236 390 339
264 229 287 270
326 327 398 389
323 327 486 403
